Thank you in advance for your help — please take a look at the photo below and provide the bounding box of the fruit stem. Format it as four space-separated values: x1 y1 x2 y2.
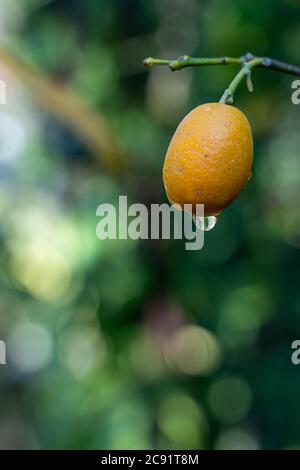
219 57 263 104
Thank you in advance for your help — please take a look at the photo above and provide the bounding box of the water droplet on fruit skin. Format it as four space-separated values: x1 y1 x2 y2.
193 215 218 231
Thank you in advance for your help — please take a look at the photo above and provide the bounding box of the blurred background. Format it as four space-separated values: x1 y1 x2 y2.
0 0 300 450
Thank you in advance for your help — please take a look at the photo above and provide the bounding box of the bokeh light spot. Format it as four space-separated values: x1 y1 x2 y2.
8 323 53 373
164 325 222 375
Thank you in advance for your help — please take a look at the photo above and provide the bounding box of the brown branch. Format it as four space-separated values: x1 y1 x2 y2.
0 48 125 172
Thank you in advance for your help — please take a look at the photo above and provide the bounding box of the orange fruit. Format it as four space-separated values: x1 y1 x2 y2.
163 102 253 216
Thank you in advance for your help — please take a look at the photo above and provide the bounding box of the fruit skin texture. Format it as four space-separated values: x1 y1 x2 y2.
163 102 253 216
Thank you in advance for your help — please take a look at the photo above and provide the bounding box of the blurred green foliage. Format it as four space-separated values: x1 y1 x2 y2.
0 0 300 450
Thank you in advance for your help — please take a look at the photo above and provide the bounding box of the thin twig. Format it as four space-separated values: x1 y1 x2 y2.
144 52 300 105
144 52 300 77
143 55 242 71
